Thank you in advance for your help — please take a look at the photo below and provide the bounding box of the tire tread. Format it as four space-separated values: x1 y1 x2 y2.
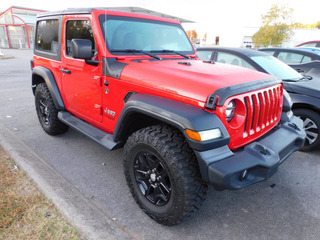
123 125 207 225
35 83 68 135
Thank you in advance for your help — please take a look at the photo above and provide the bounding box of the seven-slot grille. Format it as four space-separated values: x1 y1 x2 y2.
243 84 283 138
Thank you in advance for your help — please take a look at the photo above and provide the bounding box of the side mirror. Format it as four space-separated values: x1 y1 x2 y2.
72 39 92 59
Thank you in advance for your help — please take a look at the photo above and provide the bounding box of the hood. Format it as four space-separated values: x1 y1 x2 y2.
285 77 320 99
120 59 275 104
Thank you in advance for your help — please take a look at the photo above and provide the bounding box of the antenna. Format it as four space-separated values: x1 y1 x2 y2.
104 8 107 58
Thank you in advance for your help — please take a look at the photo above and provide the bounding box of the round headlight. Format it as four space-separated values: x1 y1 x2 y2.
226 100 236 122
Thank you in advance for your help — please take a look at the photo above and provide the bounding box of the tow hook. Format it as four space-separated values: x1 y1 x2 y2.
288 123 299 131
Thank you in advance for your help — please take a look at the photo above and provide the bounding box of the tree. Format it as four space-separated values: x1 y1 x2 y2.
252 4 293 48
291 21 320 29
186 30 198 40
291 22 306 28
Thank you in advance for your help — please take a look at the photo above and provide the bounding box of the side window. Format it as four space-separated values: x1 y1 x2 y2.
197 51 213 61
216 52 255 70
277 52 304 64
66 20 96 57
36 20 59 54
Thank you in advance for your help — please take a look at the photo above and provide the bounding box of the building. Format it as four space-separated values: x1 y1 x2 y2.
285 28 320 47
239 27 320 48
0 6 45 49
203 26 320 48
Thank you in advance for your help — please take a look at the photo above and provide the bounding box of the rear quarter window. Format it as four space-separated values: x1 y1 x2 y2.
300 42 317 47
301 55 312 63
36 20 59 54
277 52 307 64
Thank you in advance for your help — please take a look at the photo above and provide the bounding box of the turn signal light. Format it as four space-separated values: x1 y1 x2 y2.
185 129 202 141
185 129 222 142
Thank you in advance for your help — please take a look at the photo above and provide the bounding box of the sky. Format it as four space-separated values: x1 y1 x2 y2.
1 0 319 46
1 0 319 27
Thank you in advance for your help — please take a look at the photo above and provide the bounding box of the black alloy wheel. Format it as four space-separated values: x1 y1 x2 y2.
134 151 171 206
38 97 50 125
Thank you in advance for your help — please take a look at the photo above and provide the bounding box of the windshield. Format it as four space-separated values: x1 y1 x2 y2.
99 15 194 54
251 55 303 81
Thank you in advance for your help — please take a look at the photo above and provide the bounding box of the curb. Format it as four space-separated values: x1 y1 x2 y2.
0 55 15 60
0 122 132 240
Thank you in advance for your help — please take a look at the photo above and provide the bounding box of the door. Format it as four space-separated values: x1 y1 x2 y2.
61 18 103 123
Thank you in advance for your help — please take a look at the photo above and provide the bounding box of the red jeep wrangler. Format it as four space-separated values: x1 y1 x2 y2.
31 8 305 225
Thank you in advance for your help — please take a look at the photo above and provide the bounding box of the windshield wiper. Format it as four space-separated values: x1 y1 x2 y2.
303 75 313 80
283 76 312 82
110 49 162 60
282 78 299 82
151 50 190 59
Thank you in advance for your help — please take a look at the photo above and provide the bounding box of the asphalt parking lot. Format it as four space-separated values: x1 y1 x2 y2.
1 48 320 240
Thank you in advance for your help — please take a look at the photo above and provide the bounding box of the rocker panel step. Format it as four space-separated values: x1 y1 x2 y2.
58 111 121 150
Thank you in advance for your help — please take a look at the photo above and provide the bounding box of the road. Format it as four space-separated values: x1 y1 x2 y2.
1 49 320 240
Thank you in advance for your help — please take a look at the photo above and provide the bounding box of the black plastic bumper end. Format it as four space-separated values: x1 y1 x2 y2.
195 116 306 190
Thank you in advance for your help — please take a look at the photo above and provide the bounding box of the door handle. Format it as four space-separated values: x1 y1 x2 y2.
60 68 71 74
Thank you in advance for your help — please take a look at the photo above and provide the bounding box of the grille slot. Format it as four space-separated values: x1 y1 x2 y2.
243 85 282 137
252 94 260 131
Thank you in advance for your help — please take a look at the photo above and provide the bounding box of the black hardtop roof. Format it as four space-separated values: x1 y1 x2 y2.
37 7 193 23
37 8 94 17
197 47 269 57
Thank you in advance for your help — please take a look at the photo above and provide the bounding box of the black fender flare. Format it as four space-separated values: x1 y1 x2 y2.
282 89 293 112
290 92 320 112
32 66 65 110
114 94 230 151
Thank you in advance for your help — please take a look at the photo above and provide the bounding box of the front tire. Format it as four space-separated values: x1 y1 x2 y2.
123 125 207 225
35 83 69 135
293 109 320 152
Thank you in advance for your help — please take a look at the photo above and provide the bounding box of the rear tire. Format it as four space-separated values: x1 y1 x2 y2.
35 83 69 135
293 109 320 152
123 125 207 225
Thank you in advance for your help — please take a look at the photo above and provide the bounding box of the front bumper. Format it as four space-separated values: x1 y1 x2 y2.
195 115 305 190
